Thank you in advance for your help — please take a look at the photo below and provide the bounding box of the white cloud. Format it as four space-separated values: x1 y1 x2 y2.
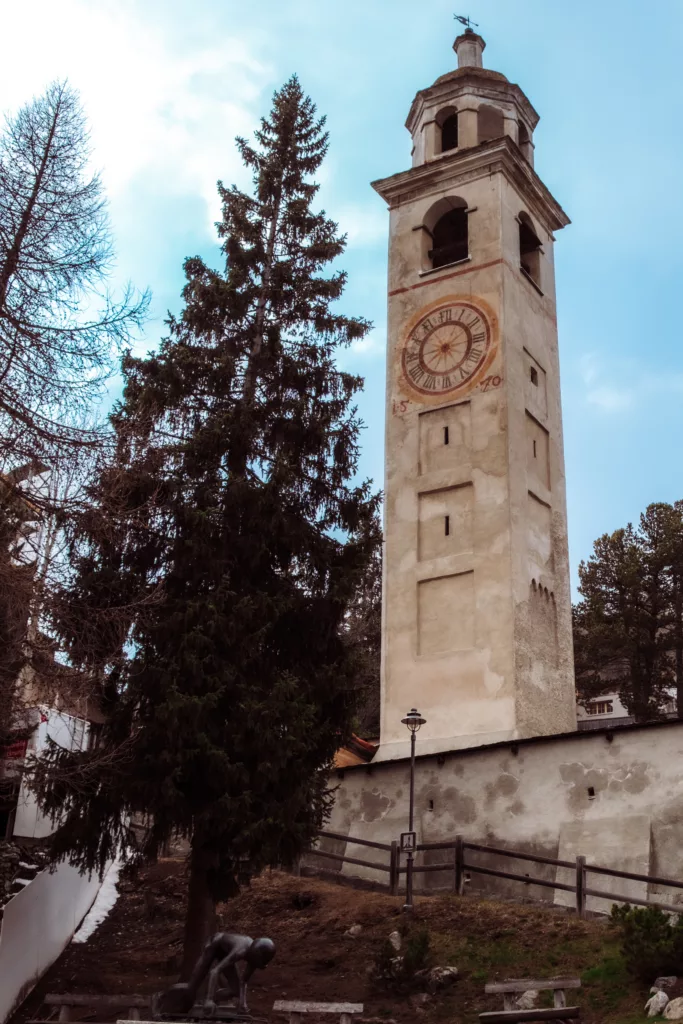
0 0 271 236
335 203 388 247
349 325 386 359
578 351 683 413
585 385 633 412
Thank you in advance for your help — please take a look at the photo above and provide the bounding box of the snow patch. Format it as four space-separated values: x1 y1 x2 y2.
72 859 121 944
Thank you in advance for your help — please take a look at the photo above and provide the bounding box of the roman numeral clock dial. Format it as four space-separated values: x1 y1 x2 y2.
400 298 496 399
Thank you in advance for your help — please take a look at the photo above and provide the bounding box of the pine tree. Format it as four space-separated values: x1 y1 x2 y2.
574 504 676 721
36 77 381 971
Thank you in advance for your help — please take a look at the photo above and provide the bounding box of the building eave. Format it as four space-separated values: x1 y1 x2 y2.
371 136 570 233
335 718 683 775
405 72 540 136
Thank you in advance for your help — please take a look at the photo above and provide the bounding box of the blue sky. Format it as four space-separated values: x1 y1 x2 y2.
3 0 683 594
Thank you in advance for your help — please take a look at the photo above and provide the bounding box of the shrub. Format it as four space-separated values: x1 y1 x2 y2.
372 928 431 991
610 903 683 982
403 928 431 976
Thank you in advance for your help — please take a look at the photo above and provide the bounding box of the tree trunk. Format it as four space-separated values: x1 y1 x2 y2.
180 839 217 981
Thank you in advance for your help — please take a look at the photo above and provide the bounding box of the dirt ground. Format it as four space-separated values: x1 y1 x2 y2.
12 859 657 1024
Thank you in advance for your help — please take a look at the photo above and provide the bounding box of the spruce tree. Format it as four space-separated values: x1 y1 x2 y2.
574 504 676 721
37 77 380 971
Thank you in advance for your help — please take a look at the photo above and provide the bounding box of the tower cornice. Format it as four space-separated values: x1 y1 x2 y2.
405 70 540 136
371 136 570 234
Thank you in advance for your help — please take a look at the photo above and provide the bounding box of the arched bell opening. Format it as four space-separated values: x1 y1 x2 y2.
436 106 459 153
519 211 543 289
477 103 504 143
517 120 534 163
422 196 469 271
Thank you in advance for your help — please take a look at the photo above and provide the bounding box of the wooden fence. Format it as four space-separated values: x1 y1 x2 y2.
309 830 683 918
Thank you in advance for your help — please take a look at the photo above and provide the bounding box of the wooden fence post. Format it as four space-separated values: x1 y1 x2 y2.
576 855 586 918
390 841 399 896
454 834 464 895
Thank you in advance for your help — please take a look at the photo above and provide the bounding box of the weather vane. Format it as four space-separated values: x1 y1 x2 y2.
454 14 479 30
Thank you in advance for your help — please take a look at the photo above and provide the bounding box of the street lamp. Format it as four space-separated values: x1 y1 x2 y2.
401 707 426 912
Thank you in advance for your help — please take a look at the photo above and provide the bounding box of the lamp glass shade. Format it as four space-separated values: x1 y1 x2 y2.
401 708 427 733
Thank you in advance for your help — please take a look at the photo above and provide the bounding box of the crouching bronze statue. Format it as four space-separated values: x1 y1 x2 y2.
153 932 276 1018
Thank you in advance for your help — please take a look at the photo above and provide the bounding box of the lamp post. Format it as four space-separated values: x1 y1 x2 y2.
401 707 426 912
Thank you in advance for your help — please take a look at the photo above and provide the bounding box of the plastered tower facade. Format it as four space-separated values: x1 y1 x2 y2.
375 31 577 761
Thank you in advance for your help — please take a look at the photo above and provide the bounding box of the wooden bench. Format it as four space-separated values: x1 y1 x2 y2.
41 994 150 1022
273 1000 364 1024
480 978 581 1024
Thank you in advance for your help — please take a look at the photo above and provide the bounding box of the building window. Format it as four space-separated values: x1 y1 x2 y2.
518 120 533 162
422 196 469 272
436 107 458 153
441 114 458 152
530 366 539 386
478 104 504 143
519 211 542 288
586 700 614 716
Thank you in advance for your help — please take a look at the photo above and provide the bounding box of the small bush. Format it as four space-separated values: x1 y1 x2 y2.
610 903 683 982
404 928 431 976
372 928 431 991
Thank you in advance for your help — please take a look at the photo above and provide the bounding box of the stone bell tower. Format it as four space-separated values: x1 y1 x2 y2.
374 29 577 761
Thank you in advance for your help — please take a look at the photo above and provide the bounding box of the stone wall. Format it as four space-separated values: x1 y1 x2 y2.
318 721 683 913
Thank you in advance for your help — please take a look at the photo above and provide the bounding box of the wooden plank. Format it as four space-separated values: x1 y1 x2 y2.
273 1002 363 1014
576 856 586 919
465 863 576 893
479 1008 579 1023
585 862 683 890
485 980 580 995
465 842 575 870
306 849 390 873
410 862 456 874
46 997 150 1009
318 830 392 852
583 887 683 915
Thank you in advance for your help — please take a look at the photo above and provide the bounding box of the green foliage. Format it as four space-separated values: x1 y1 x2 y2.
403 927 431 975
574 501 683 721
34 76 380 964
372 928 431 992
610 902 683 982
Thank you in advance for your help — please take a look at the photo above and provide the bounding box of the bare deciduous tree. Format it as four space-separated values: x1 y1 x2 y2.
0 79 148 471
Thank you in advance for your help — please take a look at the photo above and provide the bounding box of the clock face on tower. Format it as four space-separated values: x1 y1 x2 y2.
401 298 494 398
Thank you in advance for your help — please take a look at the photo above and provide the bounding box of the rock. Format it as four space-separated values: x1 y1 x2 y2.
388 930 401 952
665 996 683 1019
646 991 670 1017
409 993 432 1008
655 977 679 992
344 924 362 938
426 966 459 993
516 991 539 1010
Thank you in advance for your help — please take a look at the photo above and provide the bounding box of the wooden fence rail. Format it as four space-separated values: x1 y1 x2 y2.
311 831 683 918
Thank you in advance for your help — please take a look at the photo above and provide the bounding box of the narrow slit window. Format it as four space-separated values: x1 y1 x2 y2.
530 366 539 386
444 426 449 445
533 440 537 458
444 515 450 536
